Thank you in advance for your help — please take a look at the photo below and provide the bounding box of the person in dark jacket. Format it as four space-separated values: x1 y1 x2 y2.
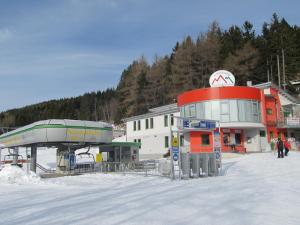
277 137 284 158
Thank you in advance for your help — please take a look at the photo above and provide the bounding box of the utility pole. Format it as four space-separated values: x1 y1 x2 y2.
267 59 270 82
277 54 281 88
94 97 98 121
282 48 286 90
270 55 273 82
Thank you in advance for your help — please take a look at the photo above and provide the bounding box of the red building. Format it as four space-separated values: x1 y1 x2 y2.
177 82 299 153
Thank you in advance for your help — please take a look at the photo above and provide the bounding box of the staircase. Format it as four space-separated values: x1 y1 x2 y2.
36 163 55 173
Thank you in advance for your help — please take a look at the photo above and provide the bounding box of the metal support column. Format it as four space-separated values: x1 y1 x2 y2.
12 147 19 165
30 145 37 173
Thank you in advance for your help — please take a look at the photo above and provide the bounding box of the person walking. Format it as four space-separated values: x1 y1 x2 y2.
284 139 291 156
277 137 284 158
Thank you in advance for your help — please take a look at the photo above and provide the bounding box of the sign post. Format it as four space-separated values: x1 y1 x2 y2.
171 137 181 180
213 129 222 175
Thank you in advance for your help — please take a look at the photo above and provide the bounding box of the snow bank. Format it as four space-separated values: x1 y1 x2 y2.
0 165 42 185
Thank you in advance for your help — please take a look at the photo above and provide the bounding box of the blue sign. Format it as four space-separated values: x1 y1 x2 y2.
183 120 190 128
173 153 179 161
183 119 216 130
214 148 221 161
172 147 179 154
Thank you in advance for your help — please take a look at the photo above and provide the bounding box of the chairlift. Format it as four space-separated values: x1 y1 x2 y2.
3 149 24 168
75 146 95 163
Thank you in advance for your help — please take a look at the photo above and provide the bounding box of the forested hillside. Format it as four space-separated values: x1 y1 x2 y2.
1 14 300 127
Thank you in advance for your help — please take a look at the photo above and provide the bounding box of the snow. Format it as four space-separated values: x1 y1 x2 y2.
1 151 300 225
0 165 41 185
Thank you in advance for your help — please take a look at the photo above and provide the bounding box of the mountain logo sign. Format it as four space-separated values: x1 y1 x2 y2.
209 70 235 87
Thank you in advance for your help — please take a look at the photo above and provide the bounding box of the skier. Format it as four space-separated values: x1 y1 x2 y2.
284 139 291 156
277 137 284 158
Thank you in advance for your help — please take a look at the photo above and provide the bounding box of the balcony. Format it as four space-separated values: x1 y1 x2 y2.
275 117 300 128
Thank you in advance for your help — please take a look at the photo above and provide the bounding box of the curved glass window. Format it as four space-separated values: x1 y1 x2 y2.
181 99 261 123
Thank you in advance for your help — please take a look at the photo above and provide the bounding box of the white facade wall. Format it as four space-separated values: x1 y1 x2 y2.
126 112 180 158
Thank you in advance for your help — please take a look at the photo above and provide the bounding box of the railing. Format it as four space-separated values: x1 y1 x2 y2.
36 162 56 173
274 117 300 128
70 160 161 177
38 154 222 179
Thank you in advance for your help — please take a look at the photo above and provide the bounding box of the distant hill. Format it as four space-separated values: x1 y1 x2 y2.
1 14 300 127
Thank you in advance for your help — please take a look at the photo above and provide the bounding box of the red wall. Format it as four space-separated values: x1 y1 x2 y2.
190 131 213 153
189 129 246 153
220 129 245 152
177 86 261 106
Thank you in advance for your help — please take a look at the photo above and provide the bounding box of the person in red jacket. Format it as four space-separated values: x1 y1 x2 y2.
284 139 291 156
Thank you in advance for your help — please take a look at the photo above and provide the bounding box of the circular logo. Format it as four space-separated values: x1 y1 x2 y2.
215 151 221 160
173 153 178 161
209 70 235 87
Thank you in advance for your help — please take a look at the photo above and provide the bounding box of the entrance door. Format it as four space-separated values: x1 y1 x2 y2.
244 129 260 152
259 130 267 151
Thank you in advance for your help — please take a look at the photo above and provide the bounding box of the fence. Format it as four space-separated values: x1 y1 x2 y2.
51 153 222 180
69 160 162 177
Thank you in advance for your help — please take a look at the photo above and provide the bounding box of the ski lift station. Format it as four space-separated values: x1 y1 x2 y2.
0 119 139 174
123 70 300 159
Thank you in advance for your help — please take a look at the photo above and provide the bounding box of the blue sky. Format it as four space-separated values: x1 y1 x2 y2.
0 0 299 112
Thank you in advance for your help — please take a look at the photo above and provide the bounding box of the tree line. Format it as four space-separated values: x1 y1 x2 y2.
1 14 300 127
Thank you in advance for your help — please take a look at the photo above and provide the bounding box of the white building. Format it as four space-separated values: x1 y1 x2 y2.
120 81 300 159
123 104 180 159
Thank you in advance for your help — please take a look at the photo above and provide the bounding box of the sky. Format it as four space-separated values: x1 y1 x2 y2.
0 0 299 112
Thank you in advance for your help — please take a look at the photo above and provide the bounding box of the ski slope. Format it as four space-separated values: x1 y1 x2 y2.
1 152 300 225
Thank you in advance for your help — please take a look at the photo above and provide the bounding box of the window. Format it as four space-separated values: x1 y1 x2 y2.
171 114 174 126
180 107 185 117
189 104 196 117
221 101 229 114
138 120 141 130
238 100 246 121
235 133 242 145
150 118 154 129
165 136 169 148
180 135 184 147
138 139 141 149
223 133 230 145
220 101 229 122
196 103 205 119
145 119 149 129
201 134 210 145
204 102 212 119
184 105 190 117
266 108 272 115
134 139 137 142
229 100 238 121
211 101 220 121
164 115 168 127
260 130 266 137
133 121 136 131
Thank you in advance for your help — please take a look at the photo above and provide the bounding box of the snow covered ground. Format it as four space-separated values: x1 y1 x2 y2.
1 151 300 225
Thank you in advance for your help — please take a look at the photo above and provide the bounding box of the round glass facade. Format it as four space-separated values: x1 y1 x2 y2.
180 99 261 123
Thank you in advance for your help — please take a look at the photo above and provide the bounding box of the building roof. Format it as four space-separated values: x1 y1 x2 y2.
103 142 141 148
253 82 299 104
123 103 179 122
